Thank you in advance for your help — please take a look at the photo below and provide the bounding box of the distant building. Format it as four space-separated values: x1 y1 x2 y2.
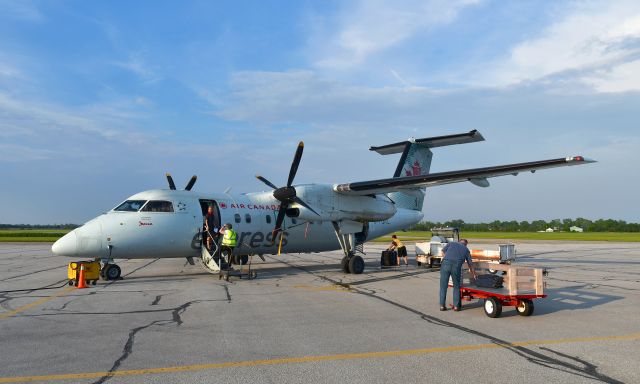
570 226 584 232
545 228 555 232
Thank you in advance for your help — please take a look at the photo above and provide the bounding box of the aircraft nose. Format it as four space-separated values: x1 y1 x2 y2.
52 230 78 256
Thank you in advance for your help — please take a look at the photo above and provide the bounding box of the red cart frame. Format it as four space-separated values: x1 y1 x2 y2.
454 262 547 318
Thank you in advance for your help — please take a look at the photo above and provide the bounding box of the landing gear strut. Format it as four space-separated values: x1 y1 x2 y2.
333 222 365 274
100 246 122 280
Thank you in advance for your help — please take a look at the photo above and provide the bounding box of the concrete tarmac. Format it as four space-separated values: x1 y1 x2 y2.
0 241 638 383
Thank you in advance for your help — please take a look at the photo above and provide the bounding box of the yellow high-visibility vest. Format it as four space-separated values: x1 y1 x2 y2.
222 229 237 247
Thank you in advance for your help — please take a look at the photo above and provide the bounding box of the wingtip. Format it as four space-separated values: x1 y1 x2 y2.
568 155 597 163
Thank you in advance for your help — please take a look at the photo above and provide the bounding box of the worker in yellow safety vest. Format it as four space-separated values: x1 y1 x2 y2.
220 223 237 263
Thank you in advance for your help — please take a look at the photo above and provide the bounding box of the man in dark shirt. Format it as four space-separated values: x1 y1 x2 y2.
439 239 476 311
203 206 218 252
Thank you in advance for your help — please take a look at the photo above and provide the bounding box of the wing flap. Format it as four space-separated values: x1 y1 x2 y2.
334 156 595 195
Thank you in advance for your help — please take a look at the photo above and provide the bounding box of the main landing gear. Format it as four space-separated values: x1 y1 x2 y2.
341 253 365 274
334 222 365 274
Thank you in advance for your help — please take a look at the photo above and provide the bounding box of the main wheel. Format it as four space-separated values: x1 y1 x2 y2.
341 256 351 273
516 299 534 316
349 255 365 275
484 297 502 318
104 264 122 280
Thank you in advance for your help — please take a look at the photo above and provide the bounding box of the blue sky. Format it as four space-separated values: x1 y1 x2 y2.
1 0 639 224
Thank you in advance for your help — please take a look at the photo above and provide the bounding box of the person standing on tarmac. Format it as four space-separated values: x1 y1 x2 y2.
439 239 477 312
388 234 408 266
220 223 238 262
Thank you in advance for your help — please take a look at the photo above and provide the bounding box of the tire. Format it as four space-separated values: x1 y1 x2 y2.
341 256 351 273
484 297 502 318
105 264 121 280
349 255 365 275
516 299 534 316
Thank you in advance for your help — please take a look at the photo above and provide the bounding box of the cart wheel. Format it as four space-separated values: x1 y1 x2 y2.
516 299 534 316
484 297 502 318
68 280 74 286
417 261 422 266
91 280 97 285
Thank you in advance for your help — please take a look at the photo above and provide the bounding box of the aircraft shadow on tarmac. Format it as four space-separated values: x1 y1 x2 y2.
533 285 624 316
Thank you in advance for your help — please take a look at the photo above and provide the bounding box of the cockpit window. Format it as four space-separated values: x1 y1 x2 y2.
114 200 147 212
140 200 174 212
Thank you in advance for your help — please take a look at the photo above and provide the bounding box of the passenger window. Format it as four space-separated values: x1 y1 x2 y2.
114 200 147 212
266 215 271 224
245 214 251 223
234 214 241 223
140 201 174 212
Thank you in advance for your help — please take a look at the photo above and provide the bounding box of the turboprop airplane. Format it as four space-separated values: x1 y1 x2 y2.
52 130 594 279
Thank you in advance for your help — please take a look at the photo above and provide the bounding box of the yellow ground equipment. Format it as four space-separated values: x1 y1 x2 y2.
67 260 100 286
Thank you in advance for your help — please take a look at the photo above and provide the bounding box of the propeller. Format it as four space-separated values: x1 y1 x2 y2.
166 173 198 191
255 141 319 239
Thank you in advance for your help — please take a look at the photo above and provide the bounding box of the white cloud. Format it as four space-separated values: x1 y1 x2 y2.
113 52 162 83
0 0 43 21
309 0 480 70
485 1 640 92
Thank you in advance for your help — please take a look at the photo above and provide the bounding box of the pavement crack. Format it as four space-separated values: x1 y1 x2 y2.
91 299 205 384
223 285 231 303
91 320 164 384
272 256 624 384
150 295 162 306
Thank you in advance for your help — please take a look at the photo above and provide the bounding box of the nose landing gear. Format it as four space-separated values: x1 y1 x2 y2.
100 264 122 280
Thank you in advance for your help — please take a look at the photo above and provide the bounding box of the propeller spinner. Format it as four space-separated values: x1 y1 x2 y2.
255 141 319 239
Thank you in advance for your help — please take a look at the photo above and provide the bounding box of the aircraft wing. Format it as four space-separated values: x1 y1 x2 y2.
334 156 595 195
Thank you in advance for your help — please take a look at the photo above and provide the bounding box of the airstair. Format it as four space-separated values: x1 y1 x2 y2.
199 231 256 281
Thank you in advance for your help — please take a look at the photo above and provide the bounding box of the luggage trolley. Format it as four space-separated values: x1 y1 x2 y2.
455 262 547 318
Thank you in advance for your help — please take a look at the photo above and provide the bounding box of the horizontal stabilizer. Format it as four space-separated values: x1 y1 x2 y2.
370 130 484 155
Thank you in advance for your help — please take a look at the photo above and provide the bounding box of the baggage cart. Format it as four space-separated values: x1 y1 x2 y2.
67 260 100 286
453 262 546 318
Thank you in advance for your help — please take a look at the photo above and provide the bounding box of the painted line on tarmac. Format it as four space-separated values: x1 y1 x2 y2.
0 287 75 320
0 331 638 383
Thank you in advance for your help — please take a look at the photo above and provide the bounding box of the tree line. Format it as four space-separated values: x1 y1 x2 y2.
411 218 640 232
0 224 79 229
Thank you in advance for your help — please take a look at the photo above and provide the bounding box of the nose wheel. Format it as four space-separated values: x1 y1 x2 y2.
100 264 122 280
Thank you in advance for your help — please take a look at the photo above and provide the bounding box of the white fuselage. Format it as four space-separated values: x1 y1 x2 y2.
52 185 423 260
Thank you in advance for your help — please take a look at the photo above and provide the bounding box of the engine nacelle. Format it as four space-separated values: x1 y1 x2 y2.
286 188 396 222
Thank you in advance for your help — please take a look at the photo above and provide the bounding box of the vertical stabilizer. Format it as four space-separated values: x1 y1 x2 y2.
369 130 484 211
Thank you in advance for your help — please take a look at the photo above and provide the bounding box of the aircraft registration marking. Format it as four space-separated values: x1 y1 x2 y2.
0 332 638 383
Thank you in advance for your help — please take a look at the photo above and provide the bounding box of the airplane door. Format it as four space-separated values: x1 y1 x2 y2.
199 199 221 243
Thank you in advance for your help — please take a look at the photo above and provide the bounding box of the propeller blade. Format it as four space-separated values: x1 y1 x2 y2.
286 141 304 187
166 173 176 190
272 206 288 239
256 175 278 190
184 175 197 191
292 196 320 216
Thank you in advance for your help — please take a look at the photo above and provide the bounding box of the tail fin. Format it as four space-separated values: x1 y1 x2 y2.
370 130 484 210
